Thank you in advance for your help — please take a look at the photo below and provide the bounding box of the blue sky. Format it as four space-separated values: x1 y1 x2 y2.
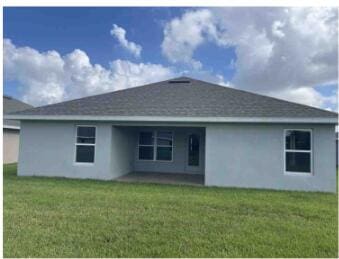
3 8 181 97
4 7 236 88
3 7 337 111
5 8 180 64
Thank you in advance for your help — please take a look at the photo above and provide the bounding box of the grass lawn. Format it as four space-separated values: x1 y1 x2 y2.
3 164 338 258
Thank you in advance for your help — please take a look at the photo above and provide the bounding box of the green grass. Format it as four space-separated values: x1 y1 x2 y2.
4 164 338 258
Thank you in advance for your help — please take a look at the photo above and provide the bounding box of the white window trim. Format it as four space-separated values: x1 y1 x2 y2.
284 129 312 175
138 130 174 162
74 125 96 165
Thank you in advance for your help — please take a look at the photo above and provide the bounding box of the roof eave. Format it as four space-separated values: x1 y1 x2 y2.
4 115 338 124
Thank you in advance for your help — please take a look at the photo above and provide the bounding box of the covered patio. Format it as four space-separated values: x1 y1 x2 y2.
111 125 206 184
116 172 204 186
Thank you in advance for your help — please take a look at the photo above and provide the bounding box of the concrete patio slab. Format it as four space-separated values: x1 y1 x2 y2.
116 172 204 186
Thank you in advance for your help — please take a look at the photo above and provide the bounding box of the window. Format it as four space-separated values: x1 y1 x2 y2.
138 132 154 160
156 131 173 161
138 131 173 161
75 126 96 163
284 129 312 173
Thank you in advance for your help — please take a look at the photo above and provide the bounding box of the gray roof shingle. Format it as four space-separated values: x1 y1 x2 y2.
10 77 337 119
3 96 33 127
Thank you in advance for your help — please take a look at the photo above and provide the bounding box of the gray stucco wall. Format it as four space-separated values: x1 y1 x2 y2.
17 120 336 192
111 126 134 177
18 122 205 179
3 128 20 164
205 124 336 192
18 121 115 180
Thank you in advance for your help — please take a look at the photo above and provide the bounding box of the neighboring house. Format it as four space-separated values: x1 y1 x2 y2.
5 77 338 192
3 96 33 164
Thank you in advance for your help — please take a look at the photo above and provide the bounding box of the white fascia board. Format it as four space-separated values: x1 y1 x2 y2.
3 114 338 124
3 125 20 130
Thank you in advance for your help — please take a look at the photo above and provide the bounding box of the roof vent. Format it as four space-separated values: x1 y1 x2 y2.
168 80 191 84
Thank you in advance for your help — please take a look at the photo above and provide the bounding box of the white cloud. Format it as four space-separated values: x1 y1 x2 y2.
217 8 338 92
108 59 177 91
4 39 231 106
267 87 337 109
5 8 338 112
110 24 142 58
161 7 338 110
4 39 174 106
271 20 285 38
4 39 66 105
161 9 217 69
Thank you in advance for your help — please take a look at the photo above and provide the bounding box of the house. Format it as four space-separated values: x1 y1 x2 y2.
5 77 338 192
3 96 33 164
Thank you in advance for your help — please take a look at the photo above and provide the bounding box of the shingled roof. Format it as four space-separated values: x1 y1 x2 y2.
3 96 33 128
7 77 337 123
